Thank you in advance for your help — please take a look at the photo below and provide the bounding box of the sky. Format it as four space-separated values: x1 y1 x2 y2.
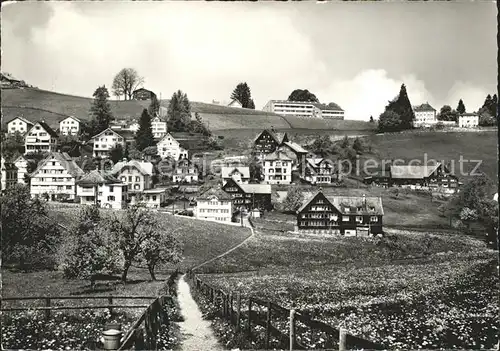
1 1 496 120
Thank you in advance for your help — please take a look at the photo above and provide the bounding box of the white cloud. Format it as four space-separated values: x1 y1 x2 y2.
445 81 487 113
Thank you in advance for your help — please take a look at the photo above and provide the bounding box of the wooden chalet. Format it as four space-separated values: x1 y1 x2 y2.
280 141 308 170
296 190 384 236
132 88 156 101
222 178 272 211
364 162 459 192
253 129 289 156
300 158 339 184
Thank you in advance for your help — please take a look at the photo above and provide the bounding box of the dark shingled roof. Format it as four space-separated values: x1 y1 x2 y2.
31 152 84 178
197 186 232 201
413 103 436 112
37 121 59 138
297 190 384 215
77 170 122 186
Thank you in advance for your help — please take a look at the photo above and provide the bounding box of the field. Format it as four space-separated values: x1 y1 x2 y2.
1 87 374 132
361 130 498 184
196 228 499 349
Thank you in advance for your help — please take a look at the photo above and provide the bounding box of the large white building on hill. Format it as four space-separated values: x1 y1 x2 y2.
262 100 344 120
413 103 437 127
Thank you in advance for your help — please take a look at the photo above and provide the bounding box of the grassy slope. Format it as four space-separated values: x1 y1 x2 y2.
1 88 374 131
362 131 498 183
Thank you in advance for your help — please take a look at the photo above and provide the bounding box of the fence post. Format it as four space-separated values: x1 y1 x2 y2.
108 295 113 315
236 293 241 332
339 327 346 351
229 292 233 323
247 298 253 338
289 309 295 351
265 301 271 349
44 298 51 320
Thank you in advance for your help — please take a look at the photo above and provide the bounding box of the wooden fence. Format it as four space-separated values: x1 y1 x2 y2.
188 271 384 350
117 270 180 350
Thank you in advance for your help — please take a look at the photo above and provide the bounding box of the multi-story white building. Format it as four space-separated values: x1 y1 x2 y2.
263 149 292 185
262 100 344 120
7 116 34 135
1 157 18 191
413 103 437 127
173 158 198 183
24 121 59 155
90 128 125 158
110 160 154 204
157 133 188 160
30 152 84 200
14 155 29 184
76 170 128 209
59 116 81 136
151 116 167 139
221 166 250 185
196 187 233 223
458 113 479 128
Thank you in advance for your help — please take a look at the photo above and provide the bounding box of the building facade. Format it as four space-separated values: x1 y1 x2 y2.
141 188 168 208
157 133 188 160
14 155 29 184
111 160 154 194
24 121 59 154
222 178 272 211
458 113 479 128
1 157 18 191
263 149 292 184
173 158 198 183
196 187 233 223
296 191 384 236
76 170 128 209
90 128 125 158
253 130 289 156
59 116 81 136
227 99 243 108
30 152 84 200
301 158 338 184
413 103 437 127
221 166 250 185
151 116 167 139
132 88 156 100
262 100 344 120
7 117 34 135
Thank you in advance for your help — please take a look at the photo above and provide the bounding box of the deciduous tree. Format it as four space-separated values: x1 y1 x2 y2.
377 110 402 132
437 105 459 122
288 89 319 103
282 185 305 213
112 68 144 100
140 228 183 280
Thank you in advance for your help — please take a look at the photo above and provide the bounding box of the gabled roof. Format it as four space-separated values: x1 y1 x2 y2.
282 142 308 154
133 87 155 94
254 129 287 145
60 115 81 123
264 149 292 161
91 128 122 140
158 133 180 145
77 170 122 186
13 155 27 164
28 121 58 138
1 72 22 82
221 166 250 179
296 190 384 215
8 116 34 126
239 183 272 194
1 157 18 171
390 163 441 179
111 160 154 176
31 152 84 178
413 103 436 112
197 187 232 201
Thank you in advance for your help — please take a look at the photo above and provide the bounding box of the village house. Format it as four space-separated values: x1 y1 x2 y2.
151 116 167 139
30 152 84 201
59 116 81 136
157 133 188 160
90 128 125 158
222 178 272 211
263 149 292 185
173 158 199 183
221 166 250 185
14 155 29 184
280 141 309 170
363 162 460 193
76 170 128 209
1 157 18 191
301 158 338 184
227 99 243 108
253 129 289 157
195 187 233 223
141 188 168 208
7 116 34 135
413 103 437 127
296 190 384 236
458 113 479 128
132 88 156 101
110 159 154 204
24 121 59 154
1 72 25 88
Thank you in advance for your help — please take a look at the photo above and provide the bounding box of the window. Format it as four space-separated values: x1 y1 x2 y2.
121 176 126 182
153 195 157 201
342 216 350 222
66 186 71 190
109 186 114 192
356 216 363 223
134 184 140 190
128 176 132 182
370 216 378 222
135 176 140 182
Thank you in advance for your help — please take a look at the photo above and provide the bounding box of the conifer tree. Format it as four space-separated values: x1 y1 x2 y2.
385 84 415 130
148 95 160 117
167 90 192 132
135 109 155 151
231 82 254 108
457 99 466 114
89 85 114 135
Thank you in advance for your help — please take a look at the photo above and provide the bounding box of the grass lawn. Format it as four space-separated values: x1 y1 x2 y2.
195 228 498 349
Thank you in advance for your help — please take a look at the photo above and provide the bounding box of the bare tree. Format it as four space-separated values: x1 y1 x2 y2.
112 68 144 100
